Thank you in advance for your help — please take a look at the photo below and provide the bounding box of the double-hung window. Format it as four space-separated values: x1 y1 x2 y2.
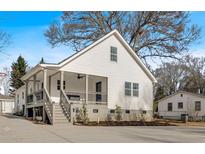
110 46 117 62
57 80 60 90
178 102 183 109
133 83 139 97
57 80 66 90
22 92 24 99
168 103 172 111
195 101 201 111
125 82 131 96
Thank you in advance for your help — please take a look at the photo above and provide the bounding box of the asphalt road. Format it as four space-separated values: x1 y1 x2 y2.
0 114 205 143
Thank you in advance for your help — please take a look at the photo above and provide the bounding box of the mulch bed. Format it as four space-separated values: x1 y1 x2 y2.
74 120 177 126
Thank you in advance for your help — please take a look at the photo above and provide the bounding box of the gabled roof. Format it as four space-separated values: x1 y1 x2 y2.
157 90 205 102
22 29 157 83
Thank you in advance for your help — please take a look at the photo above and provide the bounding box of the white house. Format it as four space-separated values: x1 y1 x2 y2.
158 91 205 120
0 94 15 114
14 85 26 115
18 29 157 125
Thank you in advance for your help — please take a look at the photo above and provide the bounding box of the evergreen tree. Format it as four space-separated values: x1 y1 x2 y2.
154 86 166 101
9 55 27 95
153 86 166 112
39 57 45 64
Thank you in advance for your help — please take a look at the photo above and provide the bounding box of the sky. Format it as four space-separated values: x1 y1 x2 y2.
0 11 72 69
0 11 205 70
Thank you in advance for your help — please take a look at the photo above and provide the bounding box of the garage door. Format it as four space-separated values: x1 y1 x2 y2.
1 101 15 113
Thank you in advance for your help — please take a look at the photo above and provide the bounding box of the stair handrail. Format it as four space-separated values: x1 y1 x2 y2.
43 88 53 124
60 89 71 121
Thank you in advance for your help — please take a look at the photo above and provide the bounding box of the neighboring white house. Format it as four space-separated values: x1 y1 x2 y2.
18 29 157 125
158 91 205 120
0 94 14 114
14 85 26 115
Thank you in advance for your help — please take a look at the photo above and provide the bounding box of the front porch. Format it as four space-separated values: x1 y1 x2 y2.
24 68 108 124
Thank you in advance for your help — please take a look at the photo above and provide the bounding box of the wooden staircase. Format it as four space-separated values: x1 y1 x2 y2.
53 104 70 124
43 88 71 125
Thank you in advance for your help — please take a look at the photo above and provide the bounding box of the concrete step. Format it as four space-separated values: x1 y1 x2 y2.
55 117 68 121
54 113 66 116
54 111 64 114
54 112 64 115
54 108 64 111
54 119 68 123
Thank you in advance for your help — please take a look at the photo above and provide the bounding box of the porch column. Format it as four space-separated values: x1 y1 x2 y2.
33 107 36 120
43 106 46 123
25 80 28 117
43 69 47 90
85 74 89 103
33 74 36 104
60 71 64 91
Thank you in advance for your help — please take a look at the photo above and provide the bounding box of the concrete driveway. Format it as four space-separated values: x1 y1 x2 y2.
0 114 205 143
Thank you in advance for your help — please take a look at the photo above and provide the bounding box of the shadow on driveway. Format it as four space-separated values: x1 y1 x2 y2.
1 113 25 119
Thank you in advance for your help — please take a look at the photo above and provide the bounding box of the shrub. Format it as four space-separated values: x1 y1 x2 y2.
75 103 89 124
106 113 112 122
136 110 146 122
115 105 122 121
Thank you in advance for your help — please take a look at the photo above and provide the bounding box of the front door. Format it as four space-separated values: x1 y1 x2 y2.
96 82 102 102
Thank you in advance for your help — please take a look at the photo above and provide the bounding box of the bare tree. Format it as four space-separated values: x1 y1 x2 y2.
181 55 205 94
154 55 205 100
45 11 200 65
154 61 187 95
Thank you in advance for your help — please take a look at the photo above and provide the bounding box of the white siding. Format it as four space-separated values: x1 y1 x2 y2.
1 100 15 113
158 92 205 118
60 35 153 110
15 85 26 113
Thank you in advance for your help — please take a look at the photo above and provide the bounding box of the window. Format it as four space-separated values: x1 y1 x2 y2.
22 92 24 99
17 95 19 104
180 94 183 97
125 110 130 114
57 80 66 90
41 83 44 89
96 82 102 93
93 109 98 113
110 46 117 62
133 83 139 97
96 82 102 102
195 101 201 111
178 102 183 109
57 80 60 90
168 103 172 111
125 82 131 96
110 110 115 113
63 81 66 90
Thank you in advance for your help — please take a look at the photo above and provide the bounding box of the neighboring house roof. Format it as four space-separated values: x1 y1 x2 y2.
21 29 157 83
0 94 14 100
157 90 205 103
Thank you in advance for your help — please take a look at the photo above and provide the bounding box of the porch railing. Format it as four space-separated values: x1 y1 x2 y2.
43 88 53 124
26 90 44 104
35 90 44 101
65 91 107 103
26 94 33 104
60 89 71 122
